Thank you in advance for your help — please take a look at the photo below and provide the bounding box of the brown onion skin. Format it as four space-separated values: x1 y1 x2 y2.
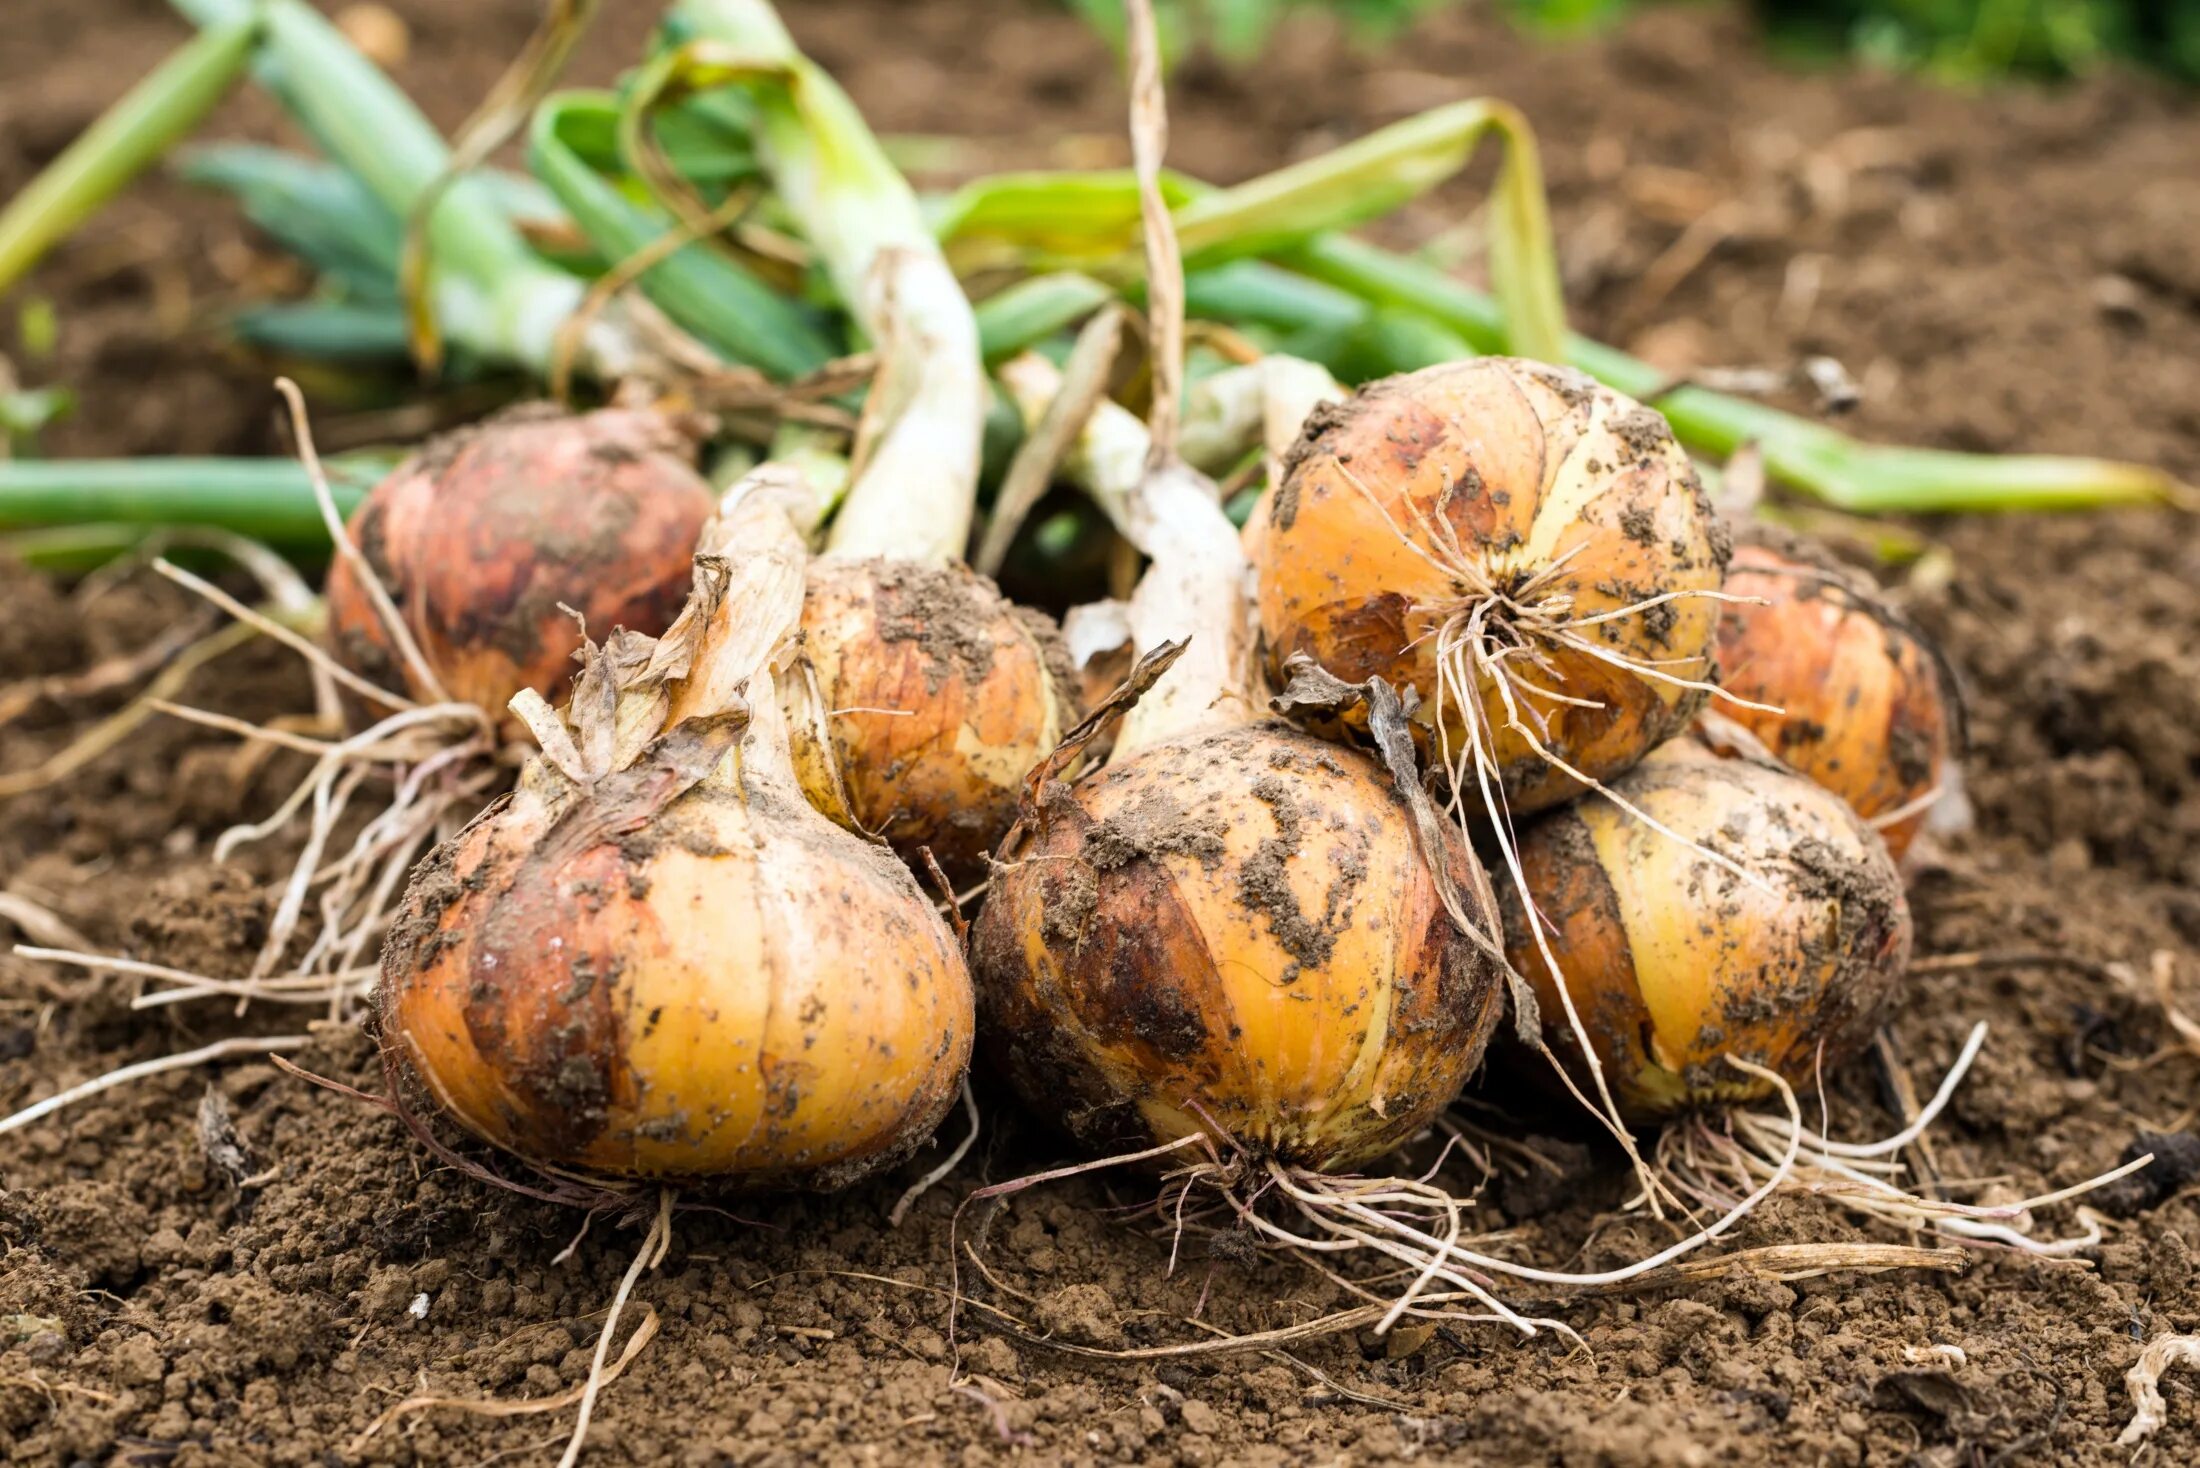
325 407 712 724
379 761 972 1186
1711 532 1959 861
970 722 1505 1171
799 558 1076 882
1498 742 1910 1123
1245 359 1729 815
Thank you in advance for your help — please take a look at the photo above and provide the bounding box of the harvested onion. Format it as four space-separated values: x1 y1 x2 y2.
798 560 1073 881
980 348 1505 1171
1500 741 1911 1122
706 16 1074 880
325 406 712 722
380 469 973 1184
1246 358 1729 816
1707 531 1960 860
975 714 1503 1168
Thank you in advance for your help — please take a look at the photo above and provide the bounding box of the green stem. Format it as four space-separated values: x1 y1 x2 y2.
528 92 831 378
168 0 621 378
1176 100 1564 362
669 0 984 563
974 273 1116 362
0 458 376 545
0 18 259 294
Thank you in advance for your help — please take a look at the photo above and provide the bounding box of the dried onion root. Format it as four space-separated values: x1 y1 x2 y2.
378 466 973 1184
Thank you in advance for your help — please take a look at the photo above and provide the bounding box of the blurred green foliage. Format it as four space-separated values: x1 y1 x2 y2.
1756 0 2200 82
1062 0 2200 82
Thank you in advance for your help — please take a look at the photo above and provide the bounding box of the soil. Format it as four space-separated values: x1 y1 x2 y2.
6 2 2200 1465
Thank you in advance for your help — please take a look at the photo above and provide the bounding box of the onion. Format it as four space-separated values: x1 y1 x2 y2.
980 348 1505 1171
1499 741 1911 1122
798 559 1073 882
325 406 713 724
689 18 1076 881
1707 530 1961 860
380 469 974 1184
1245 358 1730 816
974 715 1503 1169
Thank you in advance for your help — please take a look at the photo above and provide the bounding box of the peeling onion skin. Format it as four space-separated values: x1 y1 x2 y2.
971 722 1506 1171
799 558 1077 882
325 407 712 725
1711 532 1960 861
1246 359 1729 815
1499 742 1911 1123
378 754 973 1186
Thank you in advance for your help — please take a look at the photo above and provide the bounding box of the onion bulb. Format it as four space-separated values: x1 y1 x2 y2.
1246 358 1729 816
379 469 973 1184
1500 741 1911 1122
325 406 713 722
1707 531 1960 860
798 559 1074 882
974 716 1504 1169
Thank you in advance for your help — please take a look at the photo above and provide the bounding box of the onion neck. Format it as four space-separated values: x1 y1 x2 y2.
676 0 982 565
1000 354 1255 758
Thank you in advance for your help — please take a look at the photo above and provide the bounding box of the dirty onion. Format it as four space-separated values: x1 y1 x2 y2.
1246 355 1731 818
1500 740 1912 1121
684 0 1077 882
1704 530 1961 861
379 467 973 1182
324 406 715 726
972 0 1507 1216
973 369 1507 1167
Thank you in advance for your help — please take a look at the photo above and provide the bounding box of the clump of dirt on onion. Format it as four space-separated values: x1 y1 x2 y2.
324 405 714 728
379 468 973 1185
1705 528 1962 860
1498 739 1912 1123
1246 358 1730 817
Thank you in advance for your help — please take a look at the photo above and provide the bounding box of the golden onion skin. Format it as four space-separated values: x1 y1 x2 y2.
1712 534 1959 861
1246 359 1729 815
379 766 973 1186
970 722 1505 1171
800 557 1076 881
325 407 712 721
1499 742 1910 1123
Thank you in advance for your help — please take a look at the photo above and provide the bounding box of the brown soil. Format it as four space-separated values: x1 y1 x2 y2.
7 2 2200 1465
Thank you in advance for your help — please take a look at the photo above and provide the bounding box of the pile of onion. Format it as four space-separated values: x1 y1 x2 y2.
1498 740 1911 1122
379 468 973 1184
1245 358 1730 817
1705 529 1962 860
324 405 715 726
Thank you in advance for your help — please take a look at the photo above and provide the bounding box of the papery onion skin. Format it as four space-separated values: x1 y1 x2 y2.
799 557 1077 881
1500 742 1910 1122
1711 532 1959 861
1246 359 1729 815
971 722 1504 1171
379 758 973 1186
325 407 712 722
